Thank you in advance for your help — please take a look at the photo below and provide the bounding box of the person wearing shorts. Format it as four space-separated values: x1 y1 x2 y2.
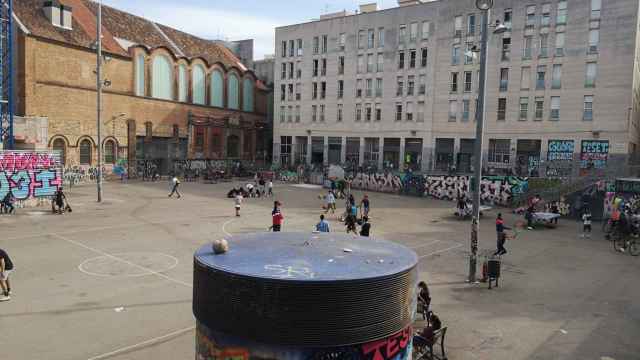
0 248 14 301
234 194 243 217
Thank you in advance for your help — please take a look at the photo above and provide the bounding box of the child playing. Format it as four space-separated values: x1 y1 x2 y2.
234 193 243 217
582 210 592 238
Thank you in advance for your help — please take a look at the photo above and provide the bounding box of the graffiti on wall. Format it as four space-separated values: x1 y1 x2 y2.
580 140 609 174
351 172 403 193
425 175 528 206
196 323 412 360
546 140 574 177
0 151 62 200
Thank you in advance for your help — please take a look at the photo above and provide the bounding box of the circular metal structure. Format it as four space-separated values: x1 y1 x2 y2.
193 232 418 348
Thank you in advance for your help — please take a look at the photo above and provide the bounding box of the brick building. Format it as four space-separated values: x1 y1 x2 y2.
13 0 269 174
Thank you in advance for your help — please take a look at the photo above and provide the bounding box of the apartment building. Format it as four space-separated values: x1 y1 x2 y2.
274 0 640 177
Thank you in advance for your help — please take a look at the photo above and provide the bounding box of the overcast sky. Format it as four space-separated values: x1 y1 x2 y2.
100 0 399 60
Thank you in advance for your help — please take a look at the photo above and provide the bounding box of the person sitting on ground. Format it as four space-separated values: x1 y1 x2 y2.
316 214 330 233
359 216 371 237
417 281 431 319
54 187 66 214
2 192 15 215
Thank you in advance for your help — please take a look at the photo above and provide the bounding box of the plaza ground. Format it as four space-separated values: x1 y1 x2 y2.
0 180 639 360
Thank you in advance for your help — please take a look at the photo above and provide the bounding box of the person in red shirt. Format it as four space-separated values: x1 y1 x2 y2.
272 201 284 232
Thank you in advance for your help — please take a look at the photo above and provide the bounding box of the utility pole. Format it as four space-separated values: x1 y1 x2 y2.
96 0 103 202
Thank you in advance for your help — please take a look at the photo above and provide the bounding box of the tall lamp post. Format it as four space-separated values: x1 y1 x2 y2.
469 0 507 282
96 0 103 202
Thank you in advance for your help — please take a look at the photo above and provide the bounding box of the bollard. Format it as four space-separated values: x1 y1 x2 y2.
193 232 419 359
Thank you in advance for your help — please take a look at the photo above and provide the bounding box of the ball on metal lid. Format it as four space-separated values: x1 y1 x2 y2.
212 238 229 254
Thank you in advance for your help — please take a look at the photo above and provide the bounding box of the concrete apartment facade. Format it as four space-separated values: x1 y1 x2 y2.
274 0 640 177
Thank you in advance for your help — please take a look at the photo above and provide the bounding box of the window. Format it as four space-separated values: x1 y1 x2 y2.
468 14 476 35
178 64 187 102
295 83 301 101
396 103 403 121
280 136 292 164
337 104 343 122
321 35 328 53
418 75 426 95
312 105 317 122
399 25 407 43
398 51 405 69
539 34 549 58
297 39 303 56
557 1 567 24
367 54 374 72
409 49 417 68
355 104 362 121
356 79 363 97
243 78 254 112
79 139 92 165
135 54 145 96
377 53 384 72
375 103 382 121
378 27 385 47
289 40 295 57
504 9 513 27
151 55 172 100
321 59 327 76
365 103 372 121
555 32 565 56
464 71 472 92
488 139 511 163
358 30 365 49
313 36 319 54
280 84 286 101
357 55 364 73
288 84 293 101
319 104 325 121
552 64 562 89
406 102 413 121
192 64 206 105
591 0 601 19
417 101 425 122
452 45 460 65
407 76 415 96
583 96 594 120
499 68 509 92
339 33 346 51
454 16 463 37
535 97 544 120
550 96 560 120
289 62 294 79
366 79 373 97
462 99 470 121
526 5 536 27
536 65 546 90
523 36 533 59
376 78 383 97
281 63 287 79
450 72 458 93
497 98 506 120
295 105 300 122
364 138 380 164
287 106 293 122
367 28 375 48
320 81 326 99
449 100 458 121
280 106 285 122
312 82 318 99
410 22 418 41
422 21 430 39
585 62 597 87
397 77 404 96
541 3 551 26
501 38 511 61
420 48 428 67
52 138 66 165
464 43 474 65
589 29 599 53
338 56 345 75
104 140 116 164
337 80 344 99
519 97 529 120
521 67 531 90
281 40 287 57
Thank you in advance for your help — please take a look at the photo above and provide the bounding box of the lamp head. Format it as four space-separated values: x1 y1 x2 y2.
493 21 509 34
475 0 494 10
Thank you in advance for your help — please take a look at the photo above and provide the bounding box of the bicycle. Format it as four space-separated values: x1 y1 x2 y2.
612 231 640 256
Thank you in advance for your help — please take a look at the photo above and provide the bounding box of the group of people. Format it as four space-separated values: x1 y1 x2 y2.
318 190 372 236
415 281 443 351
605 194 638 249
232 177 275 217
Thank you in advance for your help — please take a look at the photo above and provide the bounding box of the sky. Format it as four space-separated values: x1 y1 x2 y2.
100 0 399 60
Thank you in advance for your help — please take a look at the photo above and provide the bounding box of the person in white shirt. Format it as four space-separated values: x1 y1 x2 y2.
234 194 243 217
267 180 273 197
168 176 181 198
324 191 336 214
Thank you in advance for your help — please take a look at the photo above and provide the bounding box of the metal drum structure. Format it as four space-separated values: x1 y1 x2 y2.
0 0 12 149
193 232 419 360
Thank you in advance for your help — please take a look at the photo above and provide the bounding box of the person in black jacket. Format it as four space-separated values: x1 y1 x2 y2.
359 216 371 237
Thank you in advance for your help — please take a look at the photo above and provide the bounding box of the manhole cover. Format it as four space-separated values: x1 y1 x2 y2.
78 252 179 277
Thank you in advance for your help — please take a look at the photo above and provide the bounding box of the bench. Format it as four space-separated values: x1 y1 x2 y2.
413 327 447 360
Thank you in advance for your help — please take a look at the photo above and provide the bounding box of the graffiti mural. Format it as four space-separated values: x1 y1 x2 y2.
351 172 403 193
0 151 62 201
424 175 528 206
580 140 609 175
196 323 412 360
546 140 574 177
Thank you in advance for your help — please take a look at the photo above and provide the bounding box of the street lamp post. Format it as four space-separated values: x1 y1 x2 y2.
96 0 103 203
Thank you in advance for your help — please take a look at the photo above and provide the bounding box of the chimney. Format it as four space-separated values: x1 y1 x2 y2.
398 0 422 6
359 3 378 13
42 1 73 29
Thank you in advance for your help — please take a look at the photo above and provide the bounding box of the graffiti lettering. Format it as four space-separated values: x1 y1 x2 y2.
0 151 62 201
361 327 411 360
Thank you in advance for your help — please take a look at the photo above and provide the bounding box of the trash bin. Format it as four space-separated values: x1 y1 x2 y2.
487 258 501 289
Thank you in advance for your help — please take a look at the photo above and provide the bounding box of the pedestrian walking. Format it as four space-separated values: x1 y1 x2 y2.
267 180 274 197
550 203 560 224
259 177 266 195
0 248 14 301
360 216 371 237
234 193 243 217
494 213 511 256
168 176 181 198
316 214 330 232
272 201 284 232
582 210 592 238
325 191 336 215
360 194 370 218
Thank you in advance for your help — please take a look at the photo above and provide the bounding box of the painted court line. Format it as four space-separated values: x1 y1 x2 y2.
52 233 192 288
410 240 442 250
86 325 195 360
221 218 235 237
419 243 464 259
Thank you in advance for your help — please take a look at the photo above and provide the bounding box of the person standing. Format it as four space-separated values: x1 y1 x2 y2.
316 214 330 232
54 187 66 214
325 191 336 215
360 216 371 237
582 210 592 238
267 180 274 197
168 176 181 198
272 201 284 232
234 193 243 217
494 213 511 256
361 194 370 218
2 192 15 214
0 248 14 301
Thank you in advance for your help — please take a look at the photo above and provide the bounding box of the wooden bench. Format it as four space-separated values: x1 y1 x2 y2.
413 327 447 360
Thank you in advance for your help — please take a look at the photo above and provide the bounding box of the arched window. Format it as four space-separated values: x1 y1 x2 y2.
135 54 145 96
79 139 92 165
192 64 206 105
210 70 224 107
52 138 66 165
243 77 254 112
104 140 116 164
151 55 173 100
227 73 239 110
178 64 188 102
